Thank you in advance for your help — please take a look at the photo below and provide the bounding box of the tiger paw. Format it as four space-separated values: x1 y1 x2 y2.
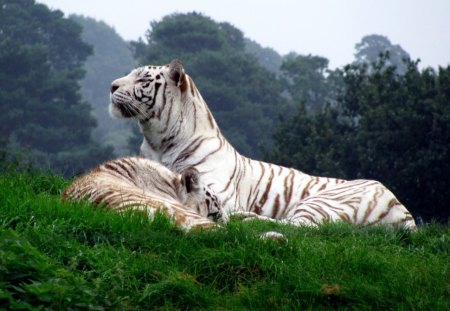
259 231 288 243
229 211 259 220
229 211 278 223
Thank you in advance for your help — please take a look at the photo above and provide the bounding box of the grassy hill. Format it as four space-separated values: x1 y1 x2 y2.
0 171 448 310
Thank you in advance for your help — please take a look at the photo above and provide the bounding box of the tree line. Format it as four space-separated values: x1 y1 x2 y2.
0 1 448 221
0 0 113 175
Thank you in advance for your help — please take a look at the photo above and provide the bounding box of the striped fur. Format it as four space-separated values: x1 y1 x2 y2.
62 157 216 231
109 59 416 230
231 179 413 228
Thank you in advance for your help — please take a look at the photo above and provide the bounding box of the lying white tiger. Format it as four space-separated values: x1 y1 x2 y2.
109 59 416 230
231 179 413 228
63 157 217 231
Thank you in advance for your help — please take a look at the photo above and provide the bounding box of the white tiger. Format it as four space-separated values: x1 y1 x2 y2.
62 157 218 231
109 59 416 230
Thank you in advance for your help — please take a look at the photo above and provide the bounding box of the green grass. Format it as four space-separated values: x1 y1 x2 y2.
0 171 449 310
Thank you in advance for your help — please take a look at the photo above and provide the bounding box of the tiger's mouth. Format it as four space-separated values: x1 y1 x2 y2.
109 97 138 119
114 102 137 118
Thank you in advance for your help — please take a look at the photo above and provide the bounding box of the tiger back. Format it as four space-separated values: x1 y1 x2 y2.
62 157 216 231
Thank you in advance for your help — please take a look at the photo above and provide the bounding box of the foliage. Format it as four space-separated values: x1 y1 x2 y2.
70 15 136 157
0 0 113 176
244 38 283 75
267 54 450 222
266 103 350 178
0 171 449 310
354 34 411 74
131 12 289 158
280 54 338 112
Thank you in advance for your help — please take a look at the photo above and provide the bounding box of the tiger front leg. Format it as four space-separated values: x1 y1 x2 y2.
119 200 215 231
159 203 216 231
228 211 279 223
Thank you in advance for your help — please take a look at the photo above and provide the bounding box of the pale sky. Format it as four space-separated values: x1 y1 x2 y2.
37 0 450 69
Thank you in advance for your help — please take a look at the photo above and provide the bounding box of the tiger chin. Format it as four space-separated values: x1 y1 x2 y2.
62 157 220 231
109 59 417 231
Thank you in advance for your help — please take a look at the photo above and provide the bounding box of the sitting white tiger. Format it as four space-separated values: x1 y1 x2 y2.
109 59 416 230
63 157 218 231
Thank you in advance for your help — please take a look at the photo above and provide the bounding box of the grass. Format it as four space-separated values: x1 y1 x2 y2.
0 171 449 310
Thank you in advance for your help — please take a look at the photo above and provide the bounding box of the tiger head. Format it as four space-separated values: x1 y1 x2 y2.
180 167 222 222
109 59 186 122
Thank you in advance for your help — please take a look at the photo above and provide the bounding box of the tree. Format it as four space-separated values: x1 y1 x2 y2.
265 103 349 178
354 34 410 74
280 54 334 112
244 39 283 75
267 53 450 222
0 0 113 175
70 15 136 156
131 12 288 158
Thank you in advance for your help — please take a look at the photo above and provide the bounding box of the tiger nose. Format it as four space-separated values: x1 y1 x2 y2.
110 83 119 94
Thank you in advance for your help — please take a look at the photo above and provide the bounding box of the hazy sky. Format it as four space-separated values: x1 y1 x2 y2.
37 0 450 69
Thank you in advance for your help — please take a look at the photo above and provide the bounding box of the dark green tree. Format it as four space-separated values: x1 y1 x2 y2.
280 54 334 112
131 12 288 158
0 0 113 175
70 15 135 156
354 34 410 74
265 103 349 178
244 38 283 74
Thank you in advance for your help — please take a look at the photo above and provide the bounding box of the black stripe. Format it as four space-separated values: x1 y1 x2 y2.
115 161 135 182
272 194 280 219
189 138 224 167
218 150 238 193
147 82 162 110
157 83 168 120
121 158 138 175
173 137 208 165
158 98 174 134
192 100 197 132
254 166 274 215
188 77 196 97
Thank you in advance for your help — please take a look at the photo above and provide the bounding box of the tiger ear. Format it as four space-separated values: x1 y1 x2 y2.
181 167 200 194
169 59 186 88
